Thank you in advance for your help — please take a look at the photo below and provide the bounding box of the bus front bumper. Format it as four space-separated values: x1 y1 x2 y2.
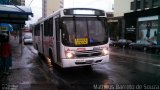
61 55 109 68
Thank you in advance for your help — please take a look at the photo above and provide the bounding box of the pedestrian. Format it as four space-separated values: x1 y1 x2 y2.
0 33 3 77
14 35 17 40
0 33 12 75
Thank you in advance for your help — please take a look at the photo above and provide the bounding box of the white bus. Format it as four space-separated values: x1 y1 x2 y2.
33 8 109 68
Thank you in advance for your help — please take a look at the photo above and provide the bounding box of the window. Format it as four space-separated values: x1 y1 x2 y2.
130 0 140 10
130 2 134 10
144 0 150 8
153 0 160 7
62 17 108 46
136 0 141 9
44 19 49 36
44 18 53 36
34 24 40 36
48 18 53 36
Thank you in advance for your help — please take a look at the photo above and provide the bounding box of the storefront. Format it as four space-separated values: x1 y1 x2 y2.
137 16 159 45
107 17 124 40
124 7 160 45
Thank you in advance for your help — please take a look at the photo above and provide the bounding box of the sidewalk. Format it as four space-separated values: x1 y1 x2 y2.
0 36 58 90
0 36 22 84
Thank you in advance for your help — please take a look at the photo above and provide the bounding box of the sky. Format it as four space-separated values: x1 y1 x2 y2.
25 0 42 26
64 0 114 12
25 0 114 26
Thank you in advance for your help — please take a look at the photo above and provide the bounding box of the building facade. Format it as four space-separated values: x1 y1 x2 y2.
114 0 133 17
0 0 10 5
108 0 133 40
0 0 25 5
42 0 64 18
20 0 25 6
110 0 160 45
124 0 160 44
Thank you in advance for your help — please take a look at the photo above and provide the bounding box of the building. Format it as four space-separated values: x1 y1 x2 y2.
0 0 25 5
20 0 25 6
108 0 134 40
42 0 64 18
110 0 160 45
0 0 10 5
124 0 160 45
114 0 133 17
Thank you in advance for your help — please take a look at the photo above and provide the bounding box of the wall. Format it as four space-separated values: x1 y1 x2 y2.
47 0 60 16
114 0 133 17
42 0 64 17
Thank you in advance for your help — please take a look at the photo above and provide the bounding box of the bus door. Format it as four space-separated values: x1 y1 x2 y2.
55 18 61 63
40 23 44 53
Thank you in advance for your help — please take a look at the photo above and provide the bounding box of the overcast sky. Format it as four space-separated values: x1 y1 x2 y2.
25 0 42 26
25 0 114 26
64 0 114 12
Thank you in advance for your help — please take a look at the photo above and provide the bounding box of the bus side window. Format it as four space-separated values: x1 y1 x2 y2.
55 18 60 42
55 18 59 31
62 24 67 38
49 18 53 36
61 22 69 45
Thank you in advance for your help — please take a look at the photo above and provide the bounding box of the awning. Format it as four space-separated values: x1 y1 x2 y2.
0 5 33 24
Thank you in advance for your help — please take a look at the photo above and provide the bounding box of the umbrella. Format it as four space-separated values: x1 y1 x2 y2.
0 23 13 32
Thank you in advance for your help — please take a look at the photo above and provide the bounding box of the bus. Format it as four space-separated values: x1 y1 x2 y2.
33 8 109 68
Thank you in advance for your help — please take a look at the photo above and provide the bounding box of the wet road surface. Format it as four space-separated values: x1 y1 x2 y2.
35 46 160 89
1 44 160 90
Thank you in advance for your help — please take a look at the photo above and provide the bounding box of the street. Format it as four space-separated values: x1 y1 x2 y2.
0 34 160 90
0 0 160 90
1 41 160 90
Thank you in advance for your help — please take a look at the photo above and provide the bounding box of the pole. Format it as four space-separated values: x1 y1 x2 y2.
19 24 23 56
20 24 23 56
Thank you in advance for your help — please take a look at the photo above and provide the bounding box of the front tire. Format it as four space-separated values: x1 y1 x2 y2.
49 50 54 64
84 65 93 71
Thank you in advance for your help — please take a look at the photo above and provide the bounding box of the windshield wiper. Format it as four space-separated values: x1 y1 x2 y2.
73 16 77 38
86 18 90 41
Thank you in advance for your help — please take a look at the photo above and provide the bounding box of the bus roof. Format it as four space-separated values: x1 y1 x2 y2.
34 8 106 25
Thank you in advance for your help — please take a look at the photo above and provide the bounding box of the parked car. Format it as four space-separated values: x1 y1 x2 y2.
115 39 132 48
155 45 160 53
109 39 117 46
23 35 33 45
147 42 160 53
129 40 156 52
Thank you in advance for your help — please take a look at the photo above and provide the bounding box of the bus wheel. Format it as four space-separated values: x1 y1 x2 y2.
84 65 93 71
36 44 38 50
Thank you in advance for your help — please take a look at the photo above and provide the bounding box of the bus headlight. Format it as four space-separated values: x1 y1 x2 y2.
66 52 74 58
102 48 109 55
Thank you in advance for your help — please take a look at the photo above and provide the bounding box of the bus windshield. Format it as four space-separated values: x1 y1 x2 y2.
62 17 108 46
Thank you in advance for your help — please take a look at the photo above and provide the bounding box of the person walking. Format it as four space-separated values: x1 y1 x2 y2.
0 33 12 75
0 33 3 77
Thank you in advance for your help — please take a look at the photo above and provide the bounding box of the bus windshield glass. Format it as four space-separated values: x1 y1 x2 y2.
62 17 108 46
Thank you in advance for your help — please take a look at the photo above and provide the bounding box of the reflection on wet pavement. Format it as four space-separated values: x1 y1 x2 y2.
1 43 160 90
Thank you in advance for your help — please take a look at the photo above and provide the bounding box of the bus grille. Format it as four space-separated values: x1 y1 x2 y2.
75 50 102 58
